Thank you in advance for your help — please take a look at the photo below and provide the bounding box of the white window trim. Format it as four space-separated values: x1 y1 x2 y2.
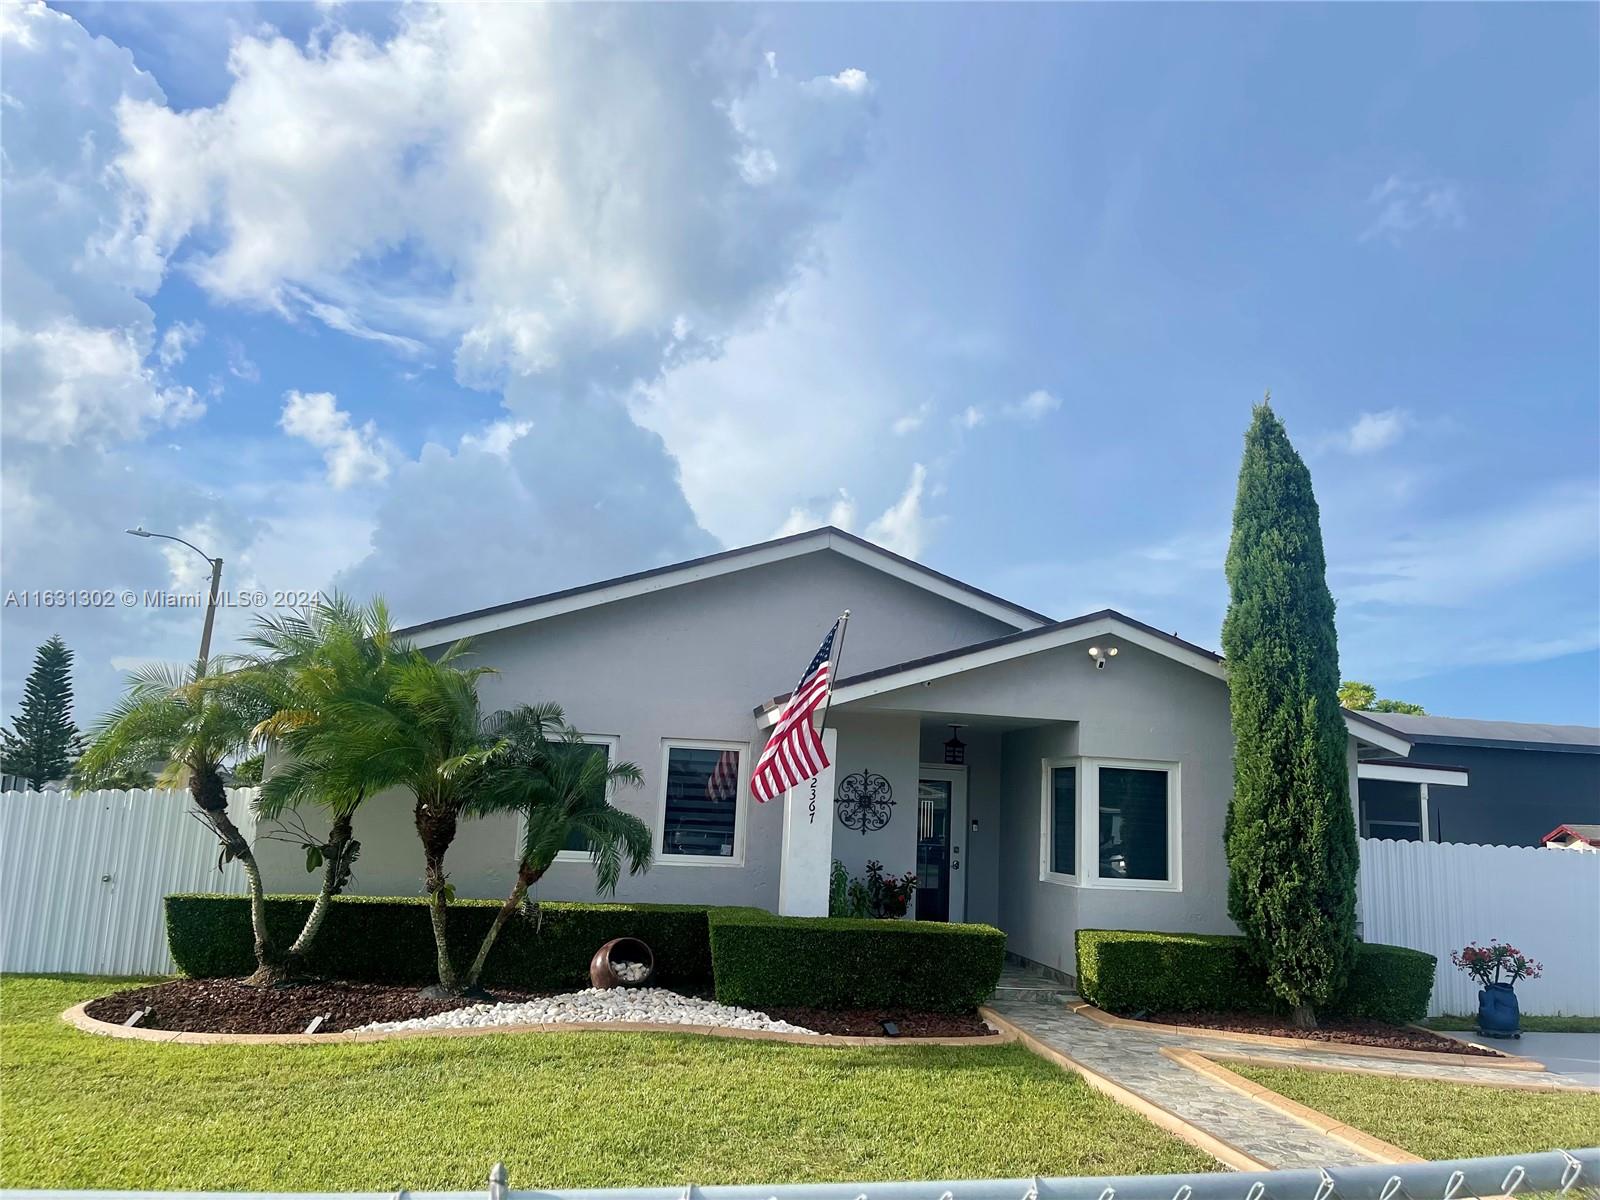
655 737 749 868
1038 757 1081 885
1085 757 1182 892
547 733 623 864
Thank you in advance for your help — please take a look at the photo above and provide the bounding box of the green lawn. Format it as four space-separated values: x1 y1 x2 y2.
1 976 1216 1191
1422 1014 1600 1034
1231 1064 1600 1161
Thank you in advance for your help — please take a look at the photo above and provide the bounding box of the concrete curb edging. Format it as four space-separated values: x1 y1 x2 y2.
1161 1048 1424 1165
1071 1001 1548 1071
62 1001 1015 1049
1185 1047 1600 1095
979 1006 1270 1172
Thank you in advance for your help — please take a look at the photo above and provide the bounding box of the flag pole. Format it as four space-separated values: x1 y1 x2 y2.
814 609 850 741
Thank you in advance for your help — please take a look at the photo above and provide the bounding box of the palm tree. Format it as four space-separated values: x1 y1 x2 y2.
76 663 278 976
232 596 405 974
461 710 652 989
278 641 499 993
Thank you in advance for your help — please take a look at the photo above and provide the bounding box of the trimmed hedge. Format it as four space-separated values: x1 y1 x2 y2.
166 894 715 990
708 908 1006 1012
1074 929 1435 1025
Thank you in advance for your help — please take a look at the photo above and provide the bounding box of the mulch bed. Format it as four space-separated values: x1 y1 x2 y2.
765 1006 994 1038
1144 1009 1502 1056
84 978 553 1034
83 979 993 1038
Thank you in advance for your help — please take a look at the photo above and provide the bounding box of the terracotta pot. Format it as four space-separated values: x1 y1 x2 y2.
589 936 656 989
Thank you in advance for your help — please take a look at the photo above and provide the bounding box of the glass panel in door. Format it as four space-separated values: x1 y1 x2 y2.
916 778 952 921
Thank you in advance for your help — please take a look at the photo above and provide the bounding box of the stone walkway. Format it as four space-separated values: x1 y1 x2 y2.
986 965 1586 1171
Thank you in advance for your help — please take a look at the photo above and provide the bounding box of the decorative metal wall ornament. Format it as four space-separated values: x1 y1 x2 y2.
836 769 895 835
943 724 967 765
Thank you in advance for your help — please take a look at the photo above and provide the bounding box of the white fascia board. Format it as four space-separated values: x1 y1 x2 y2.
1357 761 1469 787
758 616 1225 729
1344 719 1414 757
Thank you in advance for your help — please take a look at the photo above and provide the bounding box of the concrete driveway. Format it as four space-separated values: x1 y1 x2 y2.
1440 1029 1600 1086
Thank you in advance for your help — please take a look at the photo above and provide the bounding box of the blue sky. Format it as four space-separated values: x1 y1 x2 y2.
2 2 1596 726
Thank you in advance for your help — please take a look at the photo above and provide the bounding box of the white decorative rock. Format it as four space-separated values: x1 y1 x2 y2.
353 988 816 1035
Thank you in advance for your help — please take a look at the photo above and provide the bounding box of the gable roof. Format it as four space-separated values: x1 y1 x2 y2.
1354 712 1600 755
1542 823 1600 847
754 608 1413 756
396 526 1052 646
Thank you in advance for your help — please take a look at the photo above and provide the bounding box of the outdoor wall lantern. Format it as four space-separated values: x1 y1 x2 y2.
943 724 967 765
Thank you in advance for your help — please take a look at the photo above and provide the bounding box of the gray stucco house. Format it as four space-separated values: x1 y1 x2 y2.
1352 714 1600 848
252 526 1417 979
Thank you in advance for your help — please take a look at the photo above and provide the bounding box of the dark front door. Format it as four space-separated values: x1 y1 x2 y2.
916 777 952 921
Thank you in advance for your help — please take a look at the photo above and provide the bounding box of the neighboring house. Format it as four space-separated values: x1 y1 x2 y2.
1352 713 1600 848
1542 823 1600 852
250 526 1416 979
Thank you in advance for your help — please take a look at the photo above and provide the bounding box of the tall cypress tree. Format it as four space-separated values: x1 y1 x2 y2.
1 635 82 789
1221 399 1358 1028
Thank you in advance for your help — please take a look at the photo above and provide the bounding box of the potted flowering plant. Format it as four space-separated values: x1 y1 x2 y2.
1451 940 1543 1038
864 859 918 919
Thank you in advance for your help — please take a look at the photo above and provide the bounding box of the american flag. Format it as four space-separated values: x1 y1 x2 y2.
707 749 740 803
750 618 843 802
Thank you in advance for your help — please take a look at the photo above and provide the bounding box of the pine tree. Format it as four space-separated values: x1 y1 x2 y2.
1 636 82 789
1221 399 1358 1028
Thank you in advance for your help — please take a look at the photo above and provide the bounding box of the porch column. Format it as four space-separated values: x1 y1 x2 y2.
778 727 836 916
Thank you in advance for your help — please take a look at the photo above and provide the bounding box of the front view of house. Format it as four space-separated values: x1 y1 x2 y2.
251 527 1412 978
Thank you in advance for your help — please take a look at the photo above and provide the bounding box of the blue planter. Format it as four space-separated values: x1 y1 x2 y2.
1477 981 1521 1039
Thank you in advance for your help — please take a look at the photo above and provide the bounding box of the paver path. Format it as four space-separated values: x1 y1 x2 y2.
987 965 1586 1171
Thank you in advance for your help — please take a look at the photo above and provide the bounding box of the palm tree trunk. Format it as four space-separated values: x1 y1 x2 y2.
416 796 461 993
285 811 355 967
189 763 275 974
466 863 544 989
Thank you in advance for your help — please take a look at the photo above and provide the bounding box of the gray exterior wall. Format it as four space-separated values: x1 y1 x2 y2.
1359 743 1600 847
842 634 1241 975
253 548 1019 907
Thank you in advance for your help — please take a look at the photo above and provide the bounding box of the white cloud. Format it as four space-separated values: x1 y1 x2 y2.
1004 388 1061 421
224 338 260 383
279 390 392 488
1361 175 1466 244
892 404 929 436
865 463 931 559
458 418 533 459
158 319 203 367
112 6 875 391
774 490 857 539
1342 409 1408 454
1 320 203 446
333 383 715 622
956 405 985 430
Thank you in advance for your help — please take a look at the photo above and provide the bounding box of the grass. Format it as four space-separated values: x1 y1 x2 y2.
1422 1013 1600 1034
1 975 1216 1190
1230 1063 1600 1161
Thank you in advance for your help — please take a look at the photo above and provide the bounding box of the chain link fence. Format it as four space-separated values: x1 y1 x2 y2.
5 1148 1596 1200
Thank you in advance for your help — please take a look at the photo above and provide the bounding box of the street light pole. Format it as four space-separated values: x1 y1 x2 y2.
126 527 225 678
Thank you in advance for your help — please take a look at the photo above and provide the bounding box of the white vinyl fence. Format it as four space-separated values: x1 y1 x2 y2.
0 787 259 976
1358 836 1600 1017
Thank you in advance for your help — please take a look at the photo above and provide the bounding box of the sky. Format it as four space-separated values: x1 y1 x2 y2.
1 1 1597 730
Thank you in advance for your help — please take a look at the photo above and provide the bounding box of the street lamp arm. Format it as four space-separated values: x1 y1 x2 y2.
125 527 221 565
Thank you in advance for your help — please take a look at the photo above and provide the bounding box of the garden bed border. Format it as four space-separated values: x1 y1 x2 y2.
1160 1048 1424 1164
61 1001 1012 1048
1070 999 1547 1070
979 1006 1270 1172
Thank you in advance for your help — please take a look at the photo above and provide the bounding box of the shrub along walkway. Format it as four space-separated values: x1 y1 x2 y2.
985 965 1590 1171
